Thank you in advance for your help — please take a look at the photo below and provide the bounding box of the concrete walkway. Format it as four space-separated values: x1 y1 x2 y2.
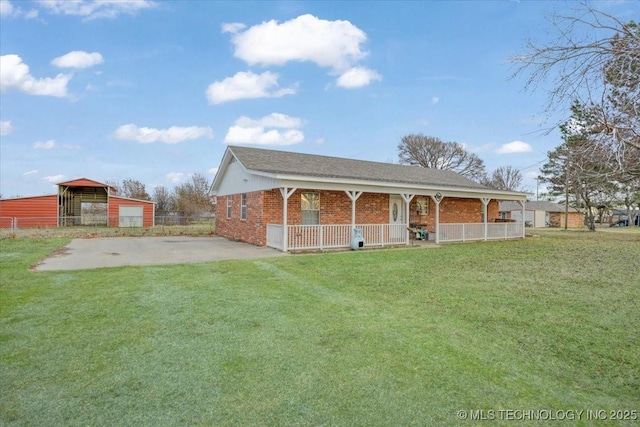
35 236 287 271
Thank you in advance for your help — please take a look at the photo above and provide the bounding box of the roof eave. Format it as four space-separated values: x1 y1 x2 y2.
248 170 527 200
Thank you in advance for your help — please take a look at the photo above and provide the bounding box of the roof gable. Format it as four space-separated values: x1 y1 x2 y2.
57 177 115 189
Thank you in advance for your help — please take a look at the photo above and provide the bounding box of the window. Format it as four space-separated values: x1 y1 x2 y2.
226 196 232 219
301 192 320 225
241 193 247 220
416 197 429 216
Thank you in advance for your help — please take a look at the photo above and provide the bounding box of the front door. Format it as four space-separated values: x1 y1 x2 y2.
389 195 404 241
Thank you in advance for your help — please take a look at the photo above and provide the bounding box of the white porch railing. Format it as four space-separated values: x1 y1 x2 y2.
266 223 408 251
267 222 523 251
266 224 285 250
438 222 523 243
486 222 524 240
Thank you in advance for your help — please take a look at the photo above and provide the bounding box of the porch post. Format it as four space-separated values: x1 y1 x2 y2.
431 193 443 244
401 194 415 245
518 199 525 238
280 187 296 252
345 190 363 227
481 197 490 241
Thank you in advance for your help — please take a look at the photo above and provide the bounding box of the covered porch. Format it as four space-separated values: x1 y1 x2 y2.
266 188 525 252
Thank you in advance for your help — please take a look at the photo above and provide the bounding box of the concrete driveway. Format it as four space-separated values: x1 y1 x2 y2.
35 236 287 271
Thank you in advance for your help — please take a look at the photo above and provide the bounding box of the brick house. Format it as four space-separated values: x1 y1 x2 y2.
211 146 527 251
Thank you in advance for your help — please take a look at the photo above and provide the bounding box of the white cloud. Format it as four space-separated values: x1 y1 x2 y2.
113 124 213 144
496 140 533 154
225 126 304 146
224 113 304 146
38 0 157 20
0 120 13 136
0 54 71 97
24 9 38 19
431 96 440 105
51 51 104 69
206 71 295 105
0 0 14 16
228 14 368 71
221 22 246 34
208 167 219 175
23 169 38 176
166 172 185 183
43 174 65 183
235 112 302 129
336 67 381 89
33 139 56 149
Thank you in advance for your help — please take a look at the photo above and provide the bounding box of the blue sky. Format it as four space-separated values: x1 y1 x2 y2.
1 0 637 198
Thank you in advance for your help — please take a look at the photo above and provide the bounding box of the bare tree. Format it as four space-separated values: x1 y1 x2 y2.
483 166 524 191
397 134 487 182
152 185 175 214
174 173 216 217
121 179 151 200
512 3 640 152
104 179 121 195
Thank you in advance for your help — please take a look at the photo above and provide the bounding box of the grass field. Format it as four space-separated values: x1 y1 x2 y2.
1 230 639 426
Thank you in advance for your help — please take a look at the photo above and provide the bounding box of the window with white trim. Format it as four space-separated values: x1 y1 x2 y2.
226 196 232 219
301 192 320 225
241 193 247 220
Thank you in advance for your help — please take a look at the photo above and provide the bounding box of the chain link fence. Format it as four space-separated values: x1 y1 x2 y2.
0 216 216 237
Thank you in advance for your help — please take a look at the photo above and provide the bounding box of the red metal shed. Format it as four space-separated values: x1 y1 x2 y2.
108 196 155 227
0 177 155 229
0 195 58 228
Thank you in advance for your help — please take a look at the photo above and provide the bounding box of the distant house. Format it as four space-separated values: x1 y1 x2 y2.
499 201 583 228
210 146 528 251
607 208 640 226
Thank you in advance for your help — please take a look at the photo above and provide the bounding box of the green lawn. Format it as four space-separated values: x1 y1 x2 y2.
1 230 639 426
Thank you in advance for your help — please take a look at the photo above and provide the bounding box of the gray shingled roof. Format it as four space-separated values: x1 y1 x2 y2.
229 146 490 190
499 200 580 212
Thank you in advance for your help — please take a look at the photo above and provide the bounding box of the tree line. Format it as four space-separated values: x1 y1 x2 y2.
107 173 216 217
512 2 640 230
397 134 526 192
400 4 639 231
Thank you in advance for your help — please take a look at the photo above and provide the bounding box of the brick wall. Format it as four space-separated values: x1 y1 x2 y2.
408 197 499 233
217 189 503 246
216 191 266 246
260 189 394 225
549 211 584 228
